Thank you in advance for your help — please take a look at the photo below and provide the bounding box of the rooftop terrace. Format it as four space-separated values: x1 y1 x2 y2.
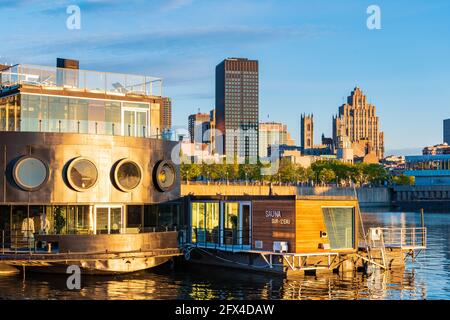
0 64 163 97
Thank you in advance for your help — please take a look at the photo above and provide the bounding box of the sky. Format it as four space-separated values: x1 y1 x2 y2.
1 0 449 155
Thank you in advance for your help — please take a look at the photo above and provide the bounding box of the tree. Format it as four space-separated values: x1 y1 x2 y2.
393 174 415 186
181 163 201 182
319 168 336 184
279 159 297 183
365 164 388 185
296 166 309 183
353 163 370 186
239 164 257 181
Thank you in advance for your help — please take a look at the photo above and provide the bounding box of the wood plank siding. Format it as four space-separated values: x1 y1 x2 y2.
252 200 296 252
295 199 359 253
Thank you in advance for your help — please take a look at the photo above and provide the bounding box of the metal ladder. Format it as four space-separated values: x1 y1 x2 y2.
355 194 387 270
367 228 387 269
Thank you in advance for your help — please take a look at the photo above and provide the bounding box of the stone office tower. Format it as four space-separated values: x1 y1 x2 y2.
333 87 384 160
300 114 314 150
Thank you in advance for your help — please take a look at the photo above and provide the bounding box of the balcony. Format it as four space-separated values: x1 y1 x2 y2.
0 64 163 97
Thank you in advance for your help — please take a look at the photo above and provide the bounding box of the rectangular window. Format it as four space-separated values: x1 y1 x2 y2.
224 202 238 245
191 202 205 243
322 207 355 249
205 202 219 243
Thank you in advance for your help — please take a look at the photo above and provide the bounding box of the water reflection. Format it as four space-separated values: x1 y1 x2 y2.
0 209 449 300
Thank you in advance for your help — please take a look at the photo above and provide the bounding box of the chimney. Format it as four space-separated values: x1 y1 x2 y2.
56 58 79 69
56 58 79 87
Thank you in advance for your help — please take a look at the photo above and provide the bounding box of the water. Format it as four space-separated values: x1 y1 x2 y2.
0 209 449 300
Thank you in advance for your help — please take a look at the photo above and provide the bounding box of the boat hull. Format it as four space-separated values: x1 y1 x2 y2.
7 256 172 275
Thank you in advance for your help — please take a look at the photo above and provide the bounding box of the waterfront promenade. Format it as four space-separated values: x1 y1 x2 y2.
181 183 391 207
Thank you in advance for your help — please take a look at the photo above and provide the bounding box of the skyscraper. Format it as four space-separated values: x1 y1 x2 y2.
160 97 172 130
188 112 211 143
259 122 294 158
333 87 384 160
300 114 314 150
215 58 259 162
444 118 450 144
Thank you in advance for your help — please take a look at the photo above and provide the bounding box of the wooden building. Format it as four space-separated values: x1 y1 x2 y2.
185 195 358 255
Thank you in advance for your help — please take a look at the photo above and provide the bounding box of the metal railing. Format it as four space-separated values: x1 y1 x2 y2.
1 64 163 97
0 227 181 254
188 227 252 252
15 119 153 139
372 227 427 250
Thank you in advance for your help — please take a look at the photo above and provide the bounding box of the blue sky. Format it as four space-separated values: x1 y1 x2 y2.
1 0 449 155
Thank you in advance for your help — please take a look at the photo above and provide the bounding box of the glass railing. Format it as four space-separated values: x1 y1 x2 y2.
11 118 160 138
0 64 163 97
189 227 252 251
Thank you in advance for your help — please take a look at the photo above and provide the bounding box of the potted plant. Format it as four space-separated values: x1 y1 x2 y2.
54 206 66 235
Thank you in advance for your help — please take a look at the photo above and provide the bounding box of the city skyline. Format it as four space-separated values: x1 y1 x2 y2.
1 0 449 155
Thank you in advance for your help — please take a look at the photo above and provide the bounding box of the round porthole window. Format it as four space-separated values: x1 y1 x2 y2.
67 157 98 192
13 156 49 191
113 159 142 192
153 160 176 192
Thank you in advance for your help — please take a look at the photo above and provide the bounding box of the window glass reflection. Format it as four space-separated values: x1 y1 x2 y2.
14 157 47 190
116 161 141 191
68 158 98 191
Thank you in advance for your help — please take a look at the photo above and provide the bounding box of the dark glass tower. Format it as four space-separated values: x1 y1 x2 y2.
215 58 259 162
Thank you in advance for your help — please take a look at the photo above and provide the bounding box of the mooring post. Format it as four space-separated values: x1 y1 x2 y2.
421 208 425 246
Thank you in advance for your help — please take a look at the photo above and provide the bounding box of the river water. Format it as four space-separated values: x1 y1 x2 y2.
0 209 449 300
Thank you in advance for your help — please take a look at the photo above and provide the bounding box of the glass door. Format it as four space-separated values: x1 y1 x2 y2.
122 108 149 137
136 110 148 137
110 207 123 234
123 110 135 137
95 206 124 234
96 207 109 234
240 203 251 246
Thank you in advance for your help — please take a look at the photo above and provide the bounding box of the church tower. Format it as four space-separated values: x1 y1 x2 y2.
301 114 314 150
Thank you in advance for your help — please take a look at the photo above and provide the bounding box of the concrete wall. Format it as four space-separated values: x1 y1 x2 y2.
356 187 392 207
393 185 450 201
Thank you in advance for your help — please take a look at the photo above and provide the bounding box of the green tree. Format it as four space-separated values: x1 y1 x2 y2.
279 159 297 183
319 168 336 184
181 163 202 182
393 174 415 186
365 164 388 185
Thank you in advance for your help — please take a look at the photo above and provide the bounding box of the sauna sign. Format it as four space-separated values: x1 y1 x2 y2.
265 209 291 225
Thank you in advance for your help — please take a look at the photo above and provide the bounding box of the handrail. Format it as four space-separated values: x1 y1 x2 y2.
1 64 163 96
370 227 427 249
189 227 253 252
1 227 183 254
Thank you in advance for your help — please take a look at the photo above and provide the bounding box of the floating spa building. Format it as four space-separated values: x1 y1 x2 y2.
180 184 427 276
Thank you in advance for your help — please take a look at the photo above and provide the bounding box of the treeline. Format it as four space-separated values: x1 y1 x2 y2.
180 159 414 186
